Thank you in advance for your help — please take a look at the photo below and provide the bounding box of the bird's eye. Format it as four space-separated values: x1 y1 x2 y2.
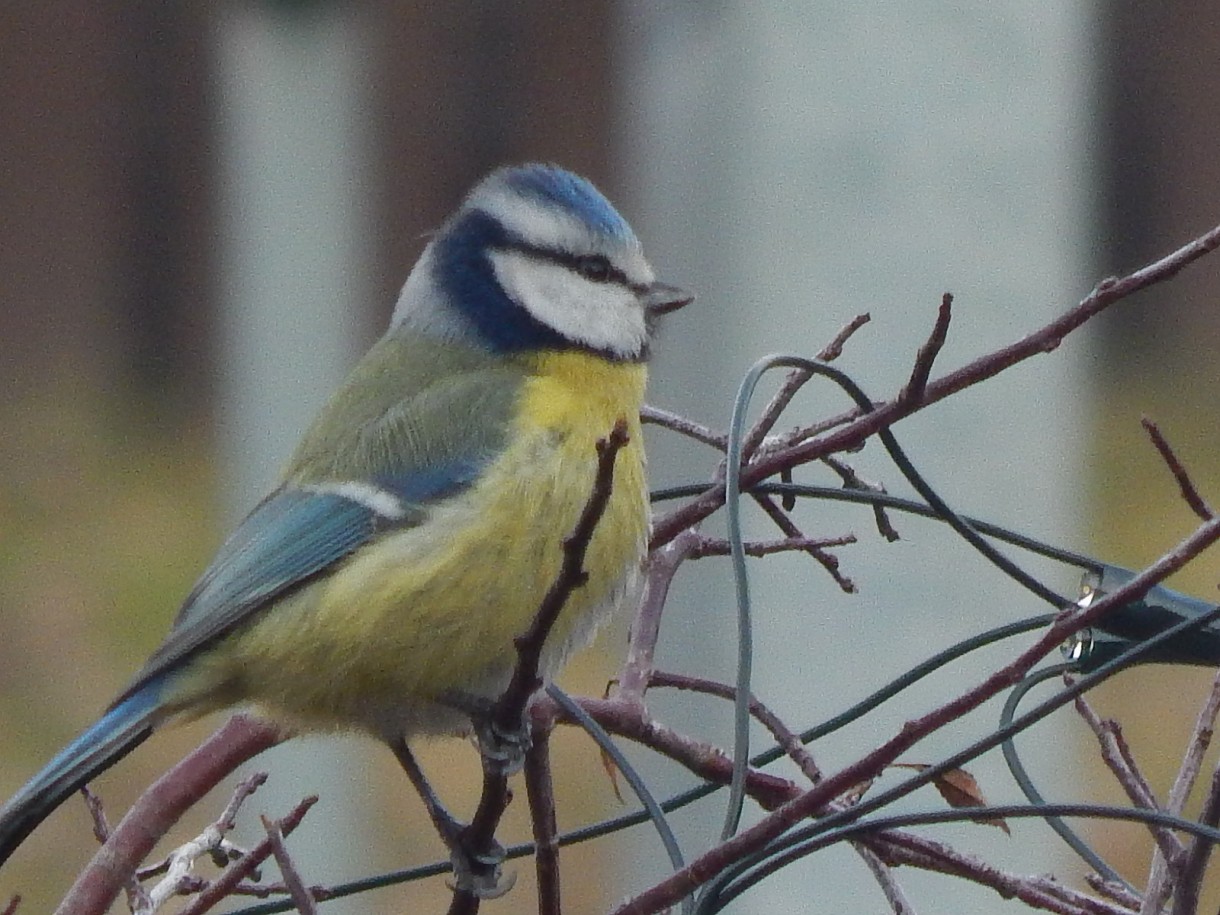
574 254 614 283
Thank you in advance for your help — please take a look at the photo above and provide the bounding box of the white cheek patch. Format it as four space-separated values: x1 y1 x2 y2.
489 249 647 359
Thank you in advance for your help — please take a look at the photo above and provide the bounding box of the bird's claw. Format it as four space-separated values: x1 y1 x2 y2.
473 714 531 776
446 836 516 899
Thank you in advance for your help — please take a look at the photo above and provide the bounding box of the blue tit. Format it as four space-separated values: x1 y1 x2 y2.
0 163 691 867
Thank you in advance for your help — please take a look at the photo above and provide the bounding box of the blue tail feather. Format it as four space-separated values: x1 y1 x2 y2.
0 678 166 867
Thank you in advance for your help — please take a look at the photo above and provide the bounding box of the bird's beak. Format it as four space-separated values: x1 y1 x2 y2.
642 281 694 318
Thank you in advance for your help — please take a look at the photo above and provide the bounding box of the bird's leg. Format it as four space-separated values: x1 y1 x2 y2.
388 737 509 898
437 689 532 775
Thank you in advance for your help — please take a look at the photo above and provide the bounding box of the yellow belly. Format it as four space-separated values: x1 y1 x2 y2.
183 352 648 738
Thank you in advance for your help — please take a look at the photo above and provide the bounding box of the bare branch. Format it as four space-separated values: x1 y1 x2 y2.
654 221 1220 548
740 314 872 460
752 492 857 592
449 421 630 909
260 814 317 915
613 514 1220 913
649 670 822 782
1144 668 1220 913
900 293 953 406
641 404 726 450
1071 689 1181 865
523 732 561 915
817 312 872 362
176 795 318 915
1172 761 1220 915
692 533 856 559
618 528 701 701
54 715 284 915
822 455 901 542
1142 417 1213 520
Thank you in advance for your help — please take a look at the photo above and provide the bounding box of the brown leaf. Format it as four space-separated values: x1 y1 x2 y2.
599 745 626 803
892 763 1010 835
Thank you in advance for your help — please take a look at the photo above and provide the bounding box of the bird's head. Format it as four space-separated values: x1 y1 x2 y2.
392 164 691 362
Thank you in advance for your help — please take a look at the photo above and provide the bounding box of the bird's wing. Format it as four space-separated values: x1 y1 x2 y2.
113 353 522 707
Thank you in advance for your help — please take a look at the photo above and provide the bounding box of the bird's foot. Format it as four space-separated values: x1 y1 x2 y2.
440 690 532 775
446 832 516 899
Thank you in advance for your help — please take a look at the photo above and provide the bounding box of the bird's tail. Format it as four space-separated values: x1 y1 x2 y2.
0 678 165 867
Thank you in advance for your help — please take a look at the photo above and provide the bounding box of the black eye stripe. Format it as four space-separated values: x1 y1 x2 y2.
501 240 631 286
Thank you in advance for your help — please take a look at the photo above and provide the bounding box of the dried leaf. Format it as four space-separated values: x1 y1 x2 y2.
892 763 1010 835
599 745 625 804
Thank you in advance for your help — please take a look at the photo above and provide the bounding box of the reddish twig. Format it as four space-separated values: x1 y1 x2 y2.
822 455 901 542
899 293 953 406
176 795 317 915
260 814 317 915
612 515 1220 913
1144 669 1220 913
1071 689 1180 864
80 786 150 912
739 314 872 461
1171 762 1220 915
640 405 726 450
523 732 561 915
54 714 284 915
653 222 1220 548
1142 417 1214 520
691 533 856 559
817 313 872 362
649 670 822 783
751 492 857 592
617 528 701 701
450 420 630 910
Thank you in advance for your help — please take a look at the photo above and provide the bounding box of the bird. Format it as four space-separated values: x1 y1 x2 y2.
0 163 691 884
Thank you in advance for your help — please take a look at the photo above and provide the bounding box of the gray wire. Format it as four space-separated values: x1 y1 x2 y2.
719 354 809 845
546 684 693 915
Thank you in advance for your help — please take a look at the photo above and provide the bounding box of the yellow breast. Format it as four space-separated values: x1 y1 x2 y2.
188 351 649 737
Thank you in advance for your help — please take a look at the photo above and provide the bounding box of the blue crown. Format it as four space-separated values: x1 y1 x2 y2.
497 164 636 244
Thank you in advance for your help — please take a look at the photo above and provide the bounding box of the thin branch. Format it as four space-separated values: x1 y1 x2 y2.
54 714 284 915
900 293 953 406
1085 873 1144 911
1071 690 1181 865
738 314 872 460
641 404 726 450
852 843 918 915
822 455 900 541
653 221 1220 548
817 312 872 362
176 795 318 915
1172 761 1220 915
523 732 561 915
1144 668 1220 914
740 368 815 460
451 420 630 909
649 670 822 782
498 418 630 725
80 786 151 912
137 772 266 881
617 528 701 700
260 815 317 915
537 695 798 811
881 830 1130 915
752 492 857 592
692 533 856 559
612 515 1220 913
1142 417 1214 520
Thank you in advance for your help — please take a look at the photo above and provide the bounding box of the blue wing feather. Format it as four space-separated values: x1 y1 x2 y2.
119 455 491 705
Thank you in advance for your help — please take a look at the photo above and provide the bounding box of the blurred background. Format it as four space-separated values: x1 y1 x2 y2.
3 2 1220 912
